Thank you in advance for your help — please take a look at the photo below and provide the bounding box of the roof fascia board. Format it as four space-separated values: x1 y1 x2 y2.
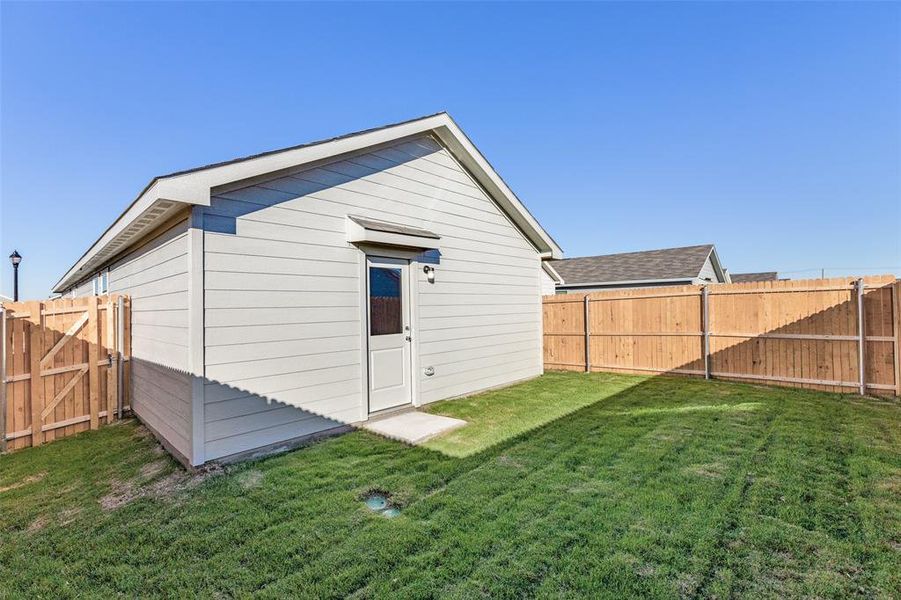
58 208 191 293
52 181 183 292
170 114 454 203
702 246 727 282
542 261 564 284
431 119 562 259
54 113 562 292
209 133 432 197
557 277 695 289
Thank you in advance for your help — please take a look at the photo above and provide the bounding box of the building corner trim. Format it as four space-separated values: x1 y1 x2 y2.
188 207 206 466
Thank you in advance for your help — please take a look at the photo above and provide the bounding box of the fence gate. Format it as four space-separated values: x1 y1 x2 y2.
1 295 131 452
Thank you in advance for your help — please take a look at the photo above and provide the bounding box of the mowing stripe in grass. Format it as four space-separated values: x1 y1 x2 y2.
531 384 776 598
692 405 779 598
2 374 899 598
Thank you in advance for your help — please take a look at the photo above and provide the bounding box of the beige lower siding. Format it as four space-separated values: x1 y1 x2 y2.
132 359 192 459
203 396 360 461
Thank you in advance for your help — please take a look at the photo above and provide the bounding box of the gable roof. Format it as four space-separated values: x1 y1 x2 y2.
730 271 779 283
551 244 718 287
53 112 562 292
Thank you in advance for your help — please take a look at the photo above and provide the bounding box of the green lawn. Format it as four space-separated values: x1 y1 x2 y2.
423 372 647 456
1 372 899 598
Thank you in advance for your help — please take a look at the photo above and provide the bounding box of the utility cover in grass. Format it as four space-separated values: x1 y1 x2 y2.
364 493 388 511
363 492 399 517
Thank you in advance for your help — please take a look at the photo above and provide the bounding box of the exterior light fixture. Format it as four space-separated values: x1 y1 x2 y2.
9 250 22 301
423 265 436 284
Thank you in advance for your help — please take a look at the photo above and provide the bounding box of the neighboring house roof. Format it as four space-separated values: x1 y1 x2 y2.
730 271 779 283
551 244 723 288
53 112 563 293
541 260 564 284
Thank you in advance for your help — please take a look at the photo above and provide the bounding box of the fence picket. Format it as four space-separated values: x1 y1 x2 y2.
27 301 44 445
1 294 131 451
543 276 899 396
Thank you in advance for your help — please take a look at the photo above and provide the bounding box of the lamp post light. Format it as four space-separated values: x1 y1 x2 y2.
9 250 21 302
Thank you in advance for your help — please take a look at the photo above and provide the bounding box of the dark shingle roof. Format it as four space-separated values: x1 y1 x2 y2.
730 272 778 283
551 244 714 286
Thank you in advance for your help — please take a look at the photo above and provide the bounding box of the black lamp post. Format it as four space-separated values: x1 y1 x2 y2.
9 250 21 301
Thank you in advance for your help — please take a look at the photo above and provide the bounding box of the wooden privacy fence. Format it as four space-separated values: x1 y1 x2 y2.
1 295 131 452
543 276 901 396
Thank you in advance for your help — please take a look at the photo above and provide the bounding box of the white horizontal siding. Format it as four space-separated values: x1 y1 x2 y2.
541 268 558 295
205 349 358 383
698 255 723 283
112 222 192 459
202 134 542 459
65 277 95 297
69 220 193 460
108 221 191 372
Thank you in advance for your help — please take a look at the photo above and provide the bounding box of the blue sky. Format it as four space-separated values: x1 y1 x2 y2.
1 1 899 299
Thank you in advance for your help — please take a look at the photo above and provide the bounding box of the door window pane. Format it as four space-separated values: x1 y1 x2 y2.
369 267 402 335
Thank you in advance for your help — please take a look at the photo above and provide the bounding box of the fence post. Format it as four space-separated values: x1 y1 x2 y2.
0 306 6 453
117 295 125 418
584 295 591 373
702 285 710 380
894 281 901 398
27 301 44 446
856 279 866 396
88 296 101 429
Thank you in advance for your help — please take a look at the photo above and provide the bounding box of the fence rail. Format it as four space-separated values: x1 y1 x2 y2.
543 276 901 396
1 295 131 451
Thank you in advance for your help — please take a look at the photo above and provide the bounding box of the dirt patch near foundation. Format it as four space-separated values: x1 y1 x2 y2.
100 463 224 511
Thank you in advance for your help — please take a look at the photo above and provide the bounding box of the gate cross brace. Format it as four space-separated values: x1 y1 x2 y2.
40 312 89 371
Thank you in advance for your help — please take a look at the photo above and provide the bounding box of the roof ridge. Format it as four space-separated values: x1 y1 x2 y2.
158 111 449 180
551 244 718 287
557 243 714 262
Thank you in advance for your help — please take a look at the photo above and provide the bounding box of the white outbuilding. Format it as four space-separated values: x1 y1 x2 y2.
53 113 562 466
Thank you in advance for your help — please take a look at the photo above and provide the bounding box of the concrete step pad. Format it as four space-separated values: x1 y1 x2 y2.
362 411 467 445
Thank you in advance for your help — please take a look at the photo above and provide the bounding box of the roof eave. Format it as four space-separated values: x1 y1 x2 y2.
53 112 562 292
430 116 563 260
541 261 564 284
557 277 696 289
700 245 727 282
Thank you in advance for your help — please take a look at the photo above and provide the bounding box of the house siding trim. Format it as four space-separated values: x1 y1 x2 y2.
187 207 206 466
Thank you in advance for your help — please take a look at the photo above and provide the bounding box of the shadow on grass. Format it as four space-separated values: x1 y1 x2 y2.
420 371 648 457
417 371 780 458
2 371 899 598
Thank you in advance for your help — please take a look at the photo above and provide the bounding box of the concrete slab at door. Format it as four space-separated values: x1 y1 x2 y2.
364 411 467 444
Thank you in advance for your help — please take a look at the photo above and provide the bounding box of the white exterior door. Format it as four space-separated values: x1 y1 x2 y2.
367 256 412 413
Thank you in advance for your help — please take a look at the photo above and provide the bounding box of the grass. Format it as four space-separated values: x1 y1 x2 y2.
0 372 899 598
423 372 646 456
